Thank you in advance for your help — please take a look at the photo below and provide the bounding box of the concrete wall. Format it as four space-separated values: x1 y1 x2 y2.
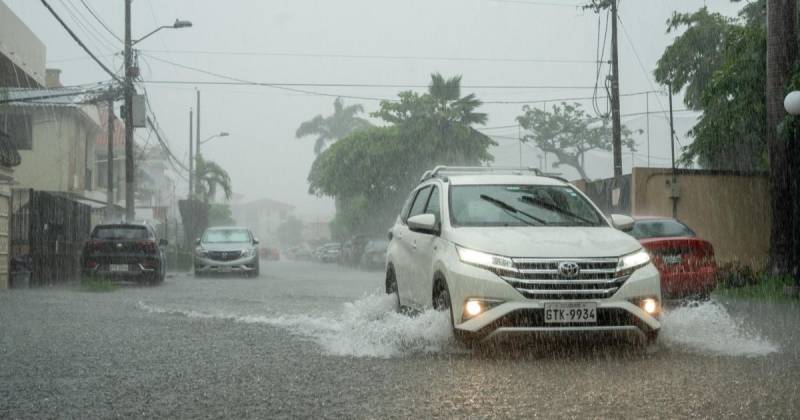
0 1 46 87
630 167 770 268
15 107 99 193
0 184 8 289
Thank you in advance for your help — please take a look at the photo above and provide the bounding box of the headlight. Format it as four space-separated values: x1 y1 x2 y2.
195 248 208 258
617 249 650 274
456 246 517 274
241 248 256 258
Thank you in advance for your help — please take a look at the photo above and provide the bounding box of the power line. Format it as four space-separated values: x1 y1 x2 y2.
40 0 122 82
139 49 600 64
58 0 118 55
78 0 123 42
490 0 583 7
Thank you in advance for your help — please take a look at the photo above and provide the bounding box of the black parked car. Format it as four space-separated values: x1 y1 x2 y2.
81 223 167 284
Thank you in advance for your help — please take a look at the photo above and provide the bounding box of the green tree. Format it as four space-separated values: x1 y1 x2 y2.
654 1 768 170
295 97 372 154
276 215 304 246
194 155 232 204
516 103 637 181
308 74 495 238
208 203 236 226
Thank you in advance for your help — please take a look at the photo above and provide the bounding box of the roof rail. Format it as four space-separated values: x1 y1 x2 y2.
418 166 562 183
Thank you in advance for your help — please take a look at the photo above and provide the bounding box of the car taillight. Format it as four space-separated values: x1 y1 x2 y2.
137 240 157 254
86 259 98 268
86 240 105 252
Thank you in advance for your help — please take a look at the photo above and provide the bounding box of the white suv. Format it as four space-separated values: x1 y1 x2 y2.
386 167 661 344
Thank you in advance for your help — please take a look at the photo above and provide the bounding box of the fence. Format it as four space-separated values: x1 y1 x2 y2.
10 189 91 287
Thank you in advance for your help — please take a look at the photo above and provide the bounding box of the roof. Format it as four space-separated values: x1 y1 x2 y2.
444 174 568 186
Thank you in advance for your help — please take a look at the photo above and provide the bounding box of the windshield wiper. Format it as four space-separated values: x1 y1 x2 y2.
479 194 546 226
519 195 597 226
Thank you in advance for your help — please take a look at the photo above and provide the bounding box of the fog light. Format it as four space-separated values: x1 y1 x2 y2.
642 298 658 315
465 300 483 317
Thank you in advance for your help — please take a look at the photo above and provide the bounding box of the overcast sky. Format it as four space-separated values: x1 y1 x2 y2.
5 0 742 221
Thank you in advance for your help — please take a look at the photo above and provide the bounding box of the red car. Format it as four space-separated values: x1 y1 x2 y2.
630 217 717 299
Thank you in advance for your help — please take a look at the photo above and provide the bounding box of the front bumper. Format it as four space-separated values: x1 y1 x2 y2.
194 255 258 273
444 257 662 342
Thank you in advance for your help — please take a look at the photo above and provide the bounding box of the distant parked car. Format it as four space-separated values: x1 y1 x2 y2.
630 217 717 299
194 227 260 277
319 243 341 263
359 239 388 270
81 223 167 284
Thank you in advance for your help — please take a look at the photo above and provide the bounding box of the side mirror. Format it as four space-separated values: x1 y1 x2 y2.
159 239 168 246
253 238 260 245
610 214 635 232
195 238 201 246
407 213 438 235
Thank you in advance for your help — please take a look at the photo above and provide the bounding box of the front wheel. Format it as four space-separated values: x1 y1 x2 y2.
385 267 401 311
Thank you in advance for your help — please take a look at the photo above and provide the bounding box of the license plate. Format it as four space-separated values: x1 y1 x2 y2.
109 264 128 272
663 255 683 265
219 267 232 273
544 302 597 323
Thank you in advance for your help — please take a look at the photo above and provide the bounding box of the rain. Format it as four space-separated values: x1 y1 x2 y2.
0 0 799 418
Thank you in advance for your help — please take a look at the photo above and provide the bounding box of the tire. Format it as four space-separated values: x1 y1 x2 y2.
385 267 401 311
432 276 455 327
194 270 203 278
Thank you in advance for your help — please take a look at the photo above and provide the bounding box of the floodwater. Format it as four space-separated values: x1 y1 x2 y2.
2 260 798 418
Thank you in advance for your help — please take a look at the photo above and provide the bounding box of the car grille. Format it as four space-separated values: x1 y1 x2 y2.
207 251 241 261
502 257 625 300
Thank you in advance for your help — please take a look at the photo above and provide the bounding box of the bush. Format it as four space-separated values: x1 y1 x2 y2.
716 262 760 289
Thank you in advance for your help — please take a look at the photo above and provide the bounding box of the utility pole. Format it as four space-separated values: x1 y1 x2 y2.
610 0 622 182
518 124 522 169
123 0 135 222
188 108 194 200
668 82 677 218
195 89 201 194
646 92 650 167
106 87 115 221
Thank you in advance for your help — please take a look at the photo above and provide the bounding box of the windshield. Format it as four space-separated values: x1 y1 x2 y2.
449 185 605 227
202 229 252 244
92 226 149 240
630 219 696 239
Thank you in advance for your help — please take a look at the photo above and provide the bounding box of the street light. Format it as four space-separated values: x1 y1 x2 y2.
784 91 800 115
123 6 192 222
200 132 230 145
132 19 193 46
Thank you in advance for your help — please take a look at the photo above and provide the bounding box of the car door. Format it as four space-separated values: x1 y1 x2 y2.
393 186 431 306
408 184 442 307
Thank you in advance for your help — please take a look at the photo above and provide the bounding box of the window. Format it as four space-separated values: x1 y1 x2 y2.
405 186 431 222
449 184 605 227
92 226 150 240
629 219 696 239
425 186 441 222
202 229 253 243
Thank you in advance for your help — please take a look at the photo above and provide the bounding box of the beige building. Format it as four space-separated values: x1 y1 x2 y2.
231 198 294 246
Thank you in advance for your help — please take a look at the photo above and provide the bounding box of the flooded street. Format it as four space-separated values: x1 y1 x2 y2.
1 260 798 419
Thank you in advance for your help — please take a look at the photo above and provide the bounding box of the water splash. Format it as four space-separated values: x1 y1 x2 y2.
138 294 455 358
660 299 779 357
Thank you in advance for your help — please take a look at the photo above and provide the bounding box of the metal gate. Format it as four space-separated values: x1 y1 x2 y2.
10 189 91 287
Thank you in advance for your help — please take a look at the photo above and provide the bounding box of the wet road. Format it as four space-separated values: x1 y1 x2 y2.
1 260 799 419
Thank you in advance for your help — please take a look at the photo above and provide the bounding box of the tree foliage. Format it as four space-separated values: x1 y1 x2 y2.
208 203 235 227
195 155 232 204
654 1 768 170
295 97 372 154
307 73 495 238
516 103 637 181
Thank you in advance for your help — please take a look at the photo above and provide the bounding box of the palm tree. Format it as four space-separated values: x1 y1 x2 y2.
194 155 232 204
427 73 488 126
295 97 372 154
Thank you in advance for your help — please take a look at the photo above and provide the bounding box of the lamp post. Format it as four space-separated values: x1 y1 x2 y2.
194 131 230 194
784 91 800 295
123 5 191 221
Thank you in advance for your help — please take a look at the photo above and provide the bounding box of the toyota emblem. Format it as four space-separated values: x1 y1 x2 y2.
558 261 580 278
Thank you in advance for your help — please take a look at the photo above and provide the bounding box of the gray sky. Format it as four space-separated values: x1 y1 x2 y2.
5 0 742 221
